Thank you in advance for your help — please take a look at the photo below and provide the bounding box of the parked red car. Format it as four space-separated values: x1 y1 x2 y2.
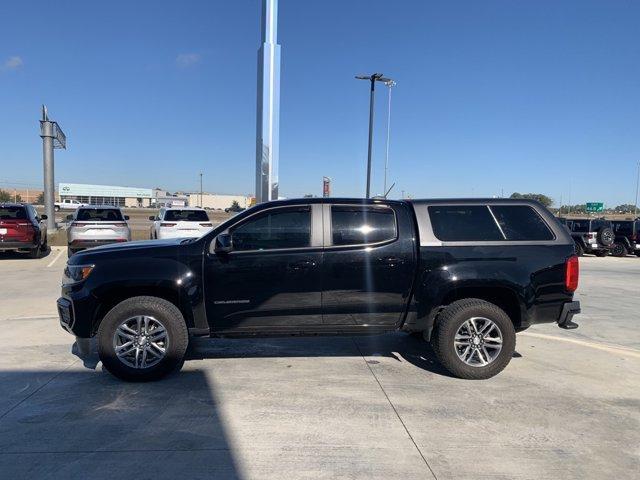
0 203 48 258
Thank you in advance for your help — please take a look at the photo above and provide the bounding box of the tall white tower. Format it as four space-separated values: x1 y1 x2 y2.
255 0 281 203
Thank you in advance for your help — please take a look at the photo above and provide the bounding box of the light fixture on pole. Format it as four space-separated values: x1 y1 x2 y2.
355 73 393 199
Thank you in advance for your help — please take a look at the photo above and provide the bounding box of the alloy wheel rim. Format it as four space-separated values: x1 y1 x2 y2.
113 316 168 369
454 317 503 367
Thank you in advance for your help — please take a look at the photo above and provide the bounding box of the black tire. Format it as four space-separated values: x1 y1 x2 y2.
597 227 614 247
594 250 608 257
575 242 584 257
611 243 627 257
97 296 189 382
431 298 516 380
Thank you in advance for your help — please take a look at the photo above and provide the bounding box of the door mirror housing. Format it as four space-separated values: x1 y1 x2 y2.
124 215 130 221
213 233 233 254
66 214 73 221
148 216 156 221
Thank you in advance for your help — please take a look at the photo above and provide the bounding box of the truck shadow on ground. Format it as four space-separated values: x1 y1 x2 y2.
0 369 242 479
184 332 522 378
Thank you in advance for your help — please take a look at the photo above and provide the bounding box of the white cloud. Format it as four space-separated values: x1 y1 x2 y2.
2 56 24 71
175 53 201 68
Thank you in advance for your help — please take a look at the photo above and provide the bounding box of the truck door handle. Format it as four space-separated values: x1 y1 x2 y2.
288 260 316 271
378 256 401 266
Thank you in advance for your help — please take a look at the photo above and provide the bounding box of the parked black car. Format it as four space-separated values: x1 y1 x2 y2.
0 203 48 258
58 198 580 382
610 219 640 257
557 218 614 256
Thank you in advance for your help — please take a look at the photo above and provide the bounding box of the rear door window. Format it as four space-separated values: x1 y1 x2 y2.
76 209 124 222
490 206 554 241
428 206 503 241
331 206 397 246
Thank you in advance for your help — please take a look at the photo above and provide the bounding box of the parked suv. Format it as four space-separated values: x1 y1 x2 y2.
0 203 48 258
558 218 614 256
59 198 580 382
611 219 640 257
149 208 213 239
67 206 130 257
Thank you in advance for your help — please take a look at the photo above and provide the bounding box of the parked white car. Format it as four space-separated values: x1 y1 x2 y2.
55 199 88 211
149 208 213 240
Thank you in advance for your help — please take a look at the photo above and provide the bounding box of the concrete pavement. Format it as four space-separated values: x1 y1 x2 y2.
0 255 638 479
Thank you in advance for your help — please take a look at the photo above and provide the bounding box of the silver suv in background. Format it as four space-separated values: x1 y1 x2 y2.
67 206 131 257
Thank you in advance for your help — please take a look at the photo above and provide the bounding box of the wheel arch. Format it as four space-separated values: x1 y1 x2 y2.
91 285 196 336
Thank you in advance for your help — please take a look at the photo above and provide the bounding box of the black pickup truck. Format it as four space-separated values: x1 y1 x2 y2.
58 198 580 382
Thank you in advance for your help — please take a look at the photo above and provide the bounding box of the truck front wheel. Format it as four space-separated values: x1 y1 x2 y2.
97 296 189 382
431 299 516 380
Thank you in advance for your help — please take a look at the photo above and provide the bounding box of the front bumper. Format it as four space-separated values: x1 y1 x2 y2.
558 301 581 329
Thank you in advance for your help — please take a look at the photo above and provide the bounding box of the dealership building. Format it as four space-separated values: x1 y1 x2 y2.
58 183 153 207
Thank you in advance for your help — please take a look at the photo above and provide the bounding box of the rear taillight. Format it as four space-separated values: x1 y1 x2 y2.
160 223 177 227
565 256 579 292
199 223 213 227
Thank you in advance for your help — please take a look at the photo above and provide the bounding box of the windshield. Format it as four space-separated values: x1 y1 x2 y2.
76 208 124 222
0 206 27 220
164 210 209 222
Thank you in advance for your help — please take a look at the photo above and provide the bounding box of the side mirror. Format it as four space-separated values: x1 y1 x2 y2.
213 233 233 254
66 214 73 221
148 216 155 221
124 215 130 220
41 214 48 220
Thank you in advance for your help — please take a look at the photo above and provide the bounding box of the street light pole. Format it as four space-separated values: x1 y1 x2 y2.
356 73 393 199
383 80 396 197
199 172 203 208
634 160 640 218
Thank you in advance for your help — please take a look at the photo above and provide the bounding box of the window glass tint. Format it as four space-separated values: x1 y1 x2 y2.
613 221 633 235
76 208 124 222
164 210 209 222
428 206 503 241
331 206 396 246
571 220 588 232
0 206 27 220
491 206 554 241
231 207 310 251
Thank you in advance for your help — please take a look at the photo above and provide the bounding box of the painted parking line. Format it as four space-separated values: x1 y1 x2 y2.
47 248 64 268
521 331 640 359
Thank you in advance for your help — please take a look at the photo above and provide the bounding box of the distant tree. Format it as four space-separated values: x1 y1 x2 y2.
510 192 553 207
14 194 22 203
230 200 240 210
36 192 45 204
303 194 314 198
614 204 636 214
0 190 11 202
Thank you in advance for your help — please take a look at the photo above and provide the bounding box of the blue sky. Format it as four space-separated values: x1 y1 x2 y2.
0 0 639 206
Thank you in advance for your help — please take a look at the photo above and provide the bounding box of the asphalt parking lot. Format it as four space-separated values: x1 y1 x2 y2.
0 250 638 479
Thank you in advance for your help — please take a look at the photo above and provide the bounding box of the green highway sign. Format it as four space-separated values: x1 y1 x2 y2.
586 202 604 213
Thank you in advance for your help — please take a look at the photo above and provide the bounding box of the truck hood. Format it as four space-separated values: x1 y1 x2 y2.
68 238 200 263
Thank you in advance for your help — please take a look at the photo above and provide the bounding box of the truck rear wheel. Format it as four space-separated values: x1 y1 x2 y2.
611 243 627 257
431 299 516 380
97 296 189 382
